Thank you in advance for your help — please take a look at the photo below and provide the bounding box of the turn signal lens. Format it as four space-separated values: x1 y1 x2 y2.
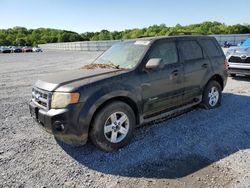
70 93 80 104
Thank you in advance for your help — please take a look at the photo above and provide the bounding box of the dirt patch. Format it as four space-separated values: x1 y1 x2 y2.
82 63 118 70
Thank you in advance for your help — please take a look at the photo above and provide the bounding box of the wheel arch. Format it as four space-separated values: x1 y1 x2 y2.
89 96 141 130
206 74 224 90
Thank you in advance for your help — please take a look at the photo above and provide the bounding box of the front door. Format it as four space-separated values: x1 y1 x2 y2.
140 39 184 117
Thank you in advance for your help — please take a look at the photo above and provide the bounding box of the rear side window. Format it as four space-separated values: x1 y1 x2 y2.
201 39 221 57
148 41 178 65
179 40 203 61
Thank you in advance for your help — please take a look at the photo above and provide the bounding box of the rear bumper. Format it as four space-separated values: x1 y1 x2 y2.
14 49 22 53
2 50 11 53
29 100 88 145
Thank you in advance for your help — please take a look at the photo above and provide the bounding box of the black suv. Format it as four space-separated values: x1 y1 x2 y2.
29 36 228 152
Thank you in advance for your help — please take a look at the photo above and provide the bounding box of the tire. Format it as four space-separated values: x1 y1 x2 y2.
201 80 222 109
230 73 236 77
90 101 136 152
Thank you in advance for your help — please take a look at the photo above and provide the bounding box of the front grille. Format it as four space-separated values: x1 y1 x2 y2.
229 56 250 63
32 87 50 109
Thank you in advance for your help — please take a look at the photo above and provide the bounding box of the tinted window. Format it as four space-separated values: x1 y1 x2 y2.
202 39 221 57
179 40 203 61
148 41 178 65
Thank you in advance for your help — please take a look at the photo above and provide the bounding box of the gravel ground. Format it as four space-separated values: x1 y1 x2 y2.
0 51 250 188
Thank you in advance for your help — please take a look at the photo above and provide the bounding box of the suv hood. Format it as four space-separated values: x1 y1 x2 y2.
35 68 128 92
227 47 250 57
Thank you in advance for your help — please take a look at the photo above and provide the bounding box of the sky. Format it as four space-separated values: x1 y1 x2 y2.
0 0 249 33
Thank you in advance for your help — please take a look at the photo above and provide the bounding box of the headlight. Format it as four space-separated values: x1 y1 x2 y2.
51 92 80 109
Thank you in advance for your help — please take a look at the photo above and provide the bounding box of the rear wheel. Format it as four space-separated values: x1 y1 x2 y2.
201 80 222 109
90 101 136 152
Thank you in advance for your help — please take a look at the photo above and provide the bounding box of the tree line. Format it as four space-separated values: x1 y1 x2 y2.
0 22 250 46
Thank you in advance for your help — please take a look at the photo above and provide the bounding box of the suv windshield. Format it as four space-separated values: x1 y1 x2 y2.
93 41 149 69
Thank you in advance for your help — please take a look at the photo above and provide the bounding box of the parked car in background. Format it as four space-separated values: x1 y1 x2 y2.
241 38 250 47
32 47 42 52
223 41 232 48
29 35 228 152
10 46 22 53
0 46 11 53
22 46 33 53
226 38 250 77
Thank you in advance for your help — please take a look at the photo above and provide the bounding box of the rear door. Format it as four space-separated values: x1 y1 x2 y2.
199 38 226 75
177 38 213 103
140 39 184 117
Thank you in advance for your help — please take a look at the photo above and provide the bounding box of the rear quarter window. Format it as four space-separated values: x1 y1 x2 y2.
201 39 222 57
178 40 203 61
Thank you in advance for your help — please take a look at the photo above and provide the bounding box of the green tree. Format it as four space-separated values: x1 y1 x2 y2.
0 23 250 46
15 38 27 46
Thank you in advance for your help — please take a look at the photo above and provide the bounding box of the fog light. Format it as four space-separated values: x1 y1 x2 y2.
53 121 64 132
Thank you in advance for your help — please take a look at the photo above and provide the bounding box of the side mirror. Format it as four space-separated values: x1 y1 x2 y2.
145 58 163 70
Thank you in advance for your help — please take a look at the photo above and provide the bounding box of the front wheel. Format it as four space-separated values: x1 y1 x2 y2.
201 80 222 109
90 101 136 152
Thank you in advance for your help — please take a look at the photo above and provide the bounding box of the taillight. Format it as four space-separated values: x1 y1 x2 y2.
224 59 229 70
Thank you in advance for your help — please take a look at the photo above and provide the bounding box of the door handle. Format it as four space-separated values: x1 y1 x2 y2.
171 70 179 76
149 97 158 101
202 63 208 68
141 83 151 87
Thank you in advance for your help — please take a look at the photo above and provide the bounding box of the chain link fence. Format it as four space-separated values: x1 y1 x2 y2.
39 40 120 51
39 34 250 51
211 33 250 46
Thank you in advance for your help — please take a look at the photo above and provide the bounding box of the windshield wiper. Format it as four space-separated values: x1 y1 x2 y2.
111 64 120 69
103 60 120 69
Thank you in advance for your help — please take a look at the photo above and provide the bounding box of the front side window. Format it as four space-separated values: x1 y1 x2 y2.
148 41 178 65
179 40 203 61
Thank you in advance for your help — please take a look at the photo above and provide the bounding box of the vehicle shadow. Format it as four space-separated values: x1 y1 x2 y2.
232 75 250 82
57 93 250 179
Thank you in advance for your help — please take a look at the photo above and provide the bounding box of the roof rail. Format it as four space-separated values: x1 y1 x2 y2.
167 32 206 36
137 35 150 39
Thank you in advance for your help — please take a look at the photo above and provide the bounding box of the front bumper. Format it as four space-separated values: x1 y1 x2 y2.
228 68 250 75
29 100 88 145
228 62 250 75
